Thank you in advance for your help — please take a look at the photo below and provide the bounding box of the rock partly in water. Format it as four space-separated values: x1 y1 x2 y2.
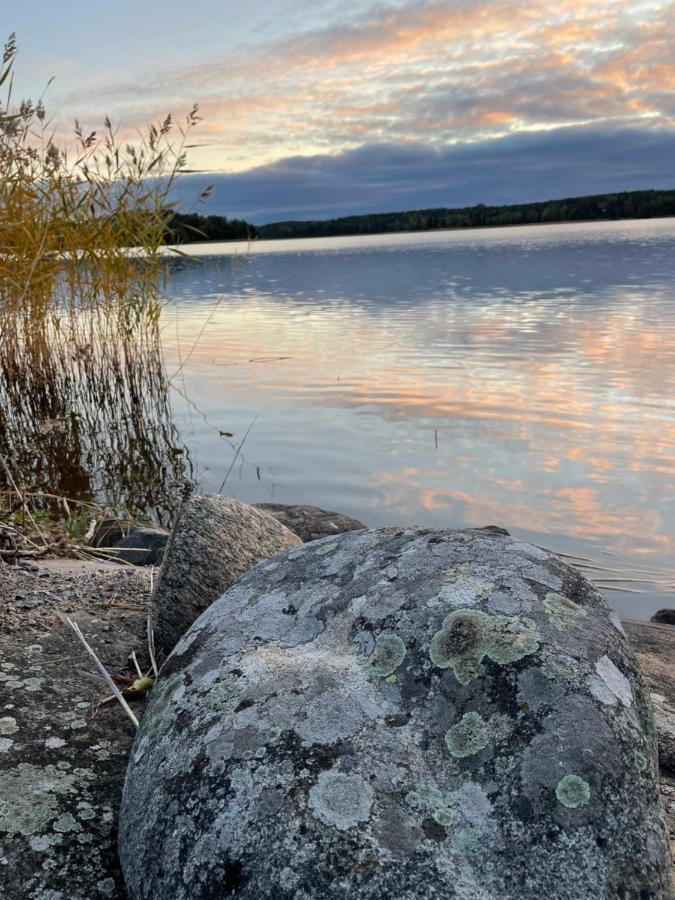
624 619 675 774
652 610 675 626
120 527 671 900
150 495 301 652
112 527 169 566
253 503 366 543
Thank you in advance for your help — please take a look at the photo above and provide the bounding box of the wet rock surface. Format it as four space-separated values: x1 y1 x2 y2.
0 562 151 900
254 503 366 543
150 495 301 653
120 527 671 900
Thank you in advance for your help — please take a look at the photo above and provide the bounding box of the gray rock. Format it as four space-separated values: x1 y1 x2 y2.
651 609 675 626
120 527 671 899
623 620 675 774
150 495 301 652
0 609 146 900
112 526 169 566
253 503 366 543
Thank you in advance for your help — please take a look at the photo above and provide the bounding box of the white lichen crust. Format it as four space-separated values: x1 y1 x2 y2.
120 527 671 899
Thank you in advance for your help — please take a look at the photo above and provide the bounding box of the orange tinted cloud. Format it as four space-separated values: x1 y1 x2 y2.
54 0 675 170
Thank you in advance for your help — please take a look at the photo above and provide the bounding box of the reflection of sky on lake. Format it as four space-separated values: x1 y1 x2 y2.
162 219 675 619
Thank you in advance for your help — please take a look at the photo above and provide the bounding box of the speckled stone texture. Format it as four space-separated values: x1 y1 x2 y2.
0 607 147 900
120 527 671 900
150 495 301 652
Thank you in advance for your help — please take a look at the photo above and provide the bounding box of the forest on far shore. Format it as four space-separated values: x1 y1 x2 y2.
164 187 675 244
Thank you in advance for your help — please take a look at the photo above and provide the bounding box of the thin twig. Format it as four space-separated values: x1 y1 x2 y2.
0 450 48 545
218 414 259 494
130 650 143 679
67 618 139 728
147 614 159 679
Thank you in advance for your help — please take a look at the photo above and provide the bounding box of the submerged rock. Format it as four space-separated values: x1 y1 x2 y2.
120 527 671 899
254 503 366 543
150 495 301 652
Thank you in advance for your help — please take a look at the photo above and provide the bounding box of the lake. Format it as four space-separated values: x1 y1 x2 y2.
162 218 675 620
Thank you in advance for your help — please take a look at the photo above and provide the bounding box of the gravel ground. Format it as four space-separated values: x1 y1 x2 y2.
0 558 152 633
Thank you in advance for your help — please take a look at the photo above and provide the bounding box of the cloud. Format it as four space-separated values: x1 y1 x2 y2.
52 0 675 171
174 122 675 222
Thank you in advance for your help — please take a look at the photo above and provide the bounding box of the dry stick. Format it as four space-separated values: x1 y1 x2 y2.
0 537 68 559
67 618 139 728
147 614 159 679
130 651 143 679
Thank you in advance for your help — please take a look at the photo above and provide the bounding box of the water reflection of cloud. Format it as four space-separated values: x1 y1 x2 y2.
163 225 675 608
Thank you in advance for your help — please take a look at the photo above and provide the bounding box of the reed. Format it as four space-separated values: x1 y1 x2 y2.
0 34 201 540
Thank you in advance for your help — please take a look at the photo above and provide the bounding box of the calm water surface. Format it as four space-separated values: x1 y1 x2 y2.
162 219 675 619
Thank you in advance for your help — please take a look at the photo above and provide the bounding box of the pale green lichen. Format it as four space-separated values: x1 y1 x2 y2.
429 609 540 684
363 632 406 677
445 712 489 758
543 592 587 630
555 774 591 808
0 716 18 735
416 785 455 827
0 763 91 836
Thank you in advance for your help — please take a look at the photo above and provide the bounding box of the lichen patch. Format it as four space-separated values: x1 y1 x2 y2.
445 712 489 758
363 632 406 677
308 771 374 831
556 775 591 809
429 609 540 684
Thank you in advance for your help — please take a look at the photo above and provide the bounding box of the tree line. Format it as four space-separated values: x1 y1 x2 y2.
164 188 675 244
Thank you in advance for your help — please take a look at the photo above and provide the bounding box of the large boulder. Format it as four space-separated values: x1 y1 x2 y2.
120 527 671 899
254 503 366 543
149 495 301 652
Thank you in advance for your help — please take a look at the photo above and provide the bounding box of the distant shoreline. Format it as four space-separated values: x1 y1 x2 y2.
168 210 675 251
165 187 675 246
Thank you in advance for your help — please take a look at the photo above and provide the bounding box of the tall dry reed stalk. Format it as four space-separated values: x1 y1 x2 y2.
0 34 202 526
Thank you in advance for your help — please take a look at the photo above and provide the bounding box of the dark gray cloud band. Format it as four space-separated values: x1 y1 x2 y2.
176 123 675 224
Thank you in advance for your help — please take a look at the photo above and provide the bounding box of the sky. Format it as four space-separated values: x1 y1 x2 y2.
7 0 675 222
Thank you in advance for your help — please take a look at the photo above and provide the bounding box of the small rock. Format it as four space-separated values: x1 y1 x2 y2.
112 527 169 567
18 561 39 573
651 609 675 626
253 502 366 543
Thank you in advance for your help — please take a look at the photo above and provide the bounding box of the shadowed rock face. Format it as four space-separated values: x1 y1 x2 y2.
149 495 301 652
120 527 671 900
253 504 366 543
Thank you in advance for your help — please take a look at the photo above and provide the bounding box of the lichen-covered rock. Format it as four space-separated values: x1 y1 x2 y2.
0 601 148 900
120 527 671 899
150 495 301 651
253 503 366 543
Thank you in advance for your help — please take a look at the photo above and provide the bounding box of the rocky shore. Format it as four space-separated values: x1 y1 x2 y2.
0 503 673 898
